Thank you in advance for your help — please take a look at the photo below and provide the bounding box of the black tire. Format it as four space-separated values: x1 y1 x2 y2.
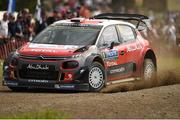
88 62 105 92
143 59 157 88
8 86 27 92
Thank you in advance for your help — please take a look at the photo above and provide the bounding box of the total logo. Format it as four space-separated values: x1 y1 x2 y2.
106 61 118 67
127 44 142 52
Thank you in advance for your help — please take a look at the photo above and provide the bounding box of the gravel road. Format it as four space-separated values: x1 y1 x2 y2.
0 56 180 119
0 82 180 119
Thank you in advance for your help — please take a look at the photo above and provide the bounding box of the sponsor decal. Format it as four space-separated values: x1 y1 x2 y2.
108 63 135 76
5 82 18 86
110 67 125 74
64 45 79 50
103 50 118 60
54 84 75 89
127 44 142 52
127 46 136 52
59 23 101 28
31 49 56 53
64 73 73 81
106 61 118 67
27 64 49 70
29 43 79 50
29 43 59 48
28 79 49 83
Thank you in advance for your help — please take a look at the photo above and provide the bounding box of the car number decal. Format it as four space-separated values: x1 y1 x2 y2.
103 50 118 60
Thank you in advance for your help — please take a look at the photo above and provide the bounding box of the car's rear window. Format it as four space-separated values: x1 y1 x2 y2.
32 25 102 46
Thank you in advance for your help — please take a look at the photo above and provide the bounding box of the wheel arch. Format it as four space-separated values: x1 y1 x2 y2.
84 54 106 91
93 56 105 67
85 54 105 68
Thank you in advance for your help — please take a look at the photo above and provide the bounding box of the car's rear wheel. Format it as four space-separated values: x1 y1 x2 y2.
88 62 105 92
143 59 157 87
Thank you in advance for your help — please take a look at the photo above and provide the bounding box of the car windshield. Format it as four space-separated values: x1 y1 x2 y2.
32 25 102 46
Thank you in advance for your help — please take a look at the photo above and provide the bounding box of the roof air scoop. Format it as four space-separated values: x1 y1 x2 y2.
71 18 85 23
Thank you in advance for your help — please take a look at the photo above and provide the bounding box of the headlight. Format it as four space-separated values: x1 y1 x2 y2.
10 51 19 66
14 50 20 56
72 54 82 58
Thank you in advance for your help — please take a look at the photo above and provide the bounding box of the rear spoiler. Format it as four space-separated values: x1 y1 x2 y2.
91 13 151 30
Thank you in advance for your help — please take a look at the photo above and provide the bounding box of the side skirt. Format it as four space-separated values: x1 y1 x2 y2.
106 77 141 85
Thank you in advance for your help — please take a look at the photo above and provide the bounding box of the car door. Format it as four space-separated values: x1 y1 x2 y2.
98 25 130 81
116 25 142 78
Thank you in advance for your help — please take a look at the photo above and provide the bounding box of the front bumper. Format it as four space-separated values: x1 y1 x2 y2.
3 56 90 91
3 79 90 91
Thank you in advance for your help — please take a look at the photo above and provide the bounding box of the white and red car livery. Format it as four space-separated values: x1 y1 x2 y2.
3 13 157 92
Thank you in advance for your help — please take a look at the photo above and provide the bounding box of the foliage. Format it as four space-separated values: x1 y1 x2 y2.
0 109 71 119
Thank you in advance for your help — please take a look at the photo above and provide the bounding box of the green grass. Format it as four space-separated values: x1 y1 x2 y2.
0 109 71 119
157 56 180 72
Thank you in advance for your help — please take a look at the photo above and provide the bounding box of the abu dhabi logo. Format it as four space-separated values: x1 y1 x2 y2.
27 64 49 70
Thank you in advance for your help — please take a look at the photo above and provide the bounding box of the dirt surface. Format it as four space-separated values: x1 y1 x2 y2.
0 56 180 119
0 81 180 119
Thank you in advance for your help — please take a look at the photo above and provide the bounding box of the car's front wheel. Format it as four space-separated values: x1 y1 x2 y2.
88 62 105 92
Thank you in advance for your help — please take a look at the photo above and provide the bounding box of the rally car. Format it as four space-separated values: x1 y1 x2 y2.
2 13 157 92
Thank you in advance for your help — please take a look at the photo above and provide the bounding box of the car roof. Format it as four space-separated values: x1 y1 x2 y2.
52 18 136 29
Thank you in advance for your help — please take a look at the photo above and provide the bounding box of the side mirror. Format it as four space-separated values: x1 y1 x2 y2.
109 42 115 49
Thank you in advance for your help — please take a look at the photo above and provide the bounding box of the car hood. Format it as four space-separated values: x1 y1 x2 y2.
18 43 84 56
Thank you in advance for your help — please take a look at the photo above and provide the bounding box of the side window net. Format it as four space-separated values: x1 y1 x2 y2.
117 25 136 42
100 26 119 46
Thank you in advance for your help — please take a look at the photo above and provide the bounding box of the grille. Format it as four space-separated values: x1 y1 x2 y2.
19 64 59 80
